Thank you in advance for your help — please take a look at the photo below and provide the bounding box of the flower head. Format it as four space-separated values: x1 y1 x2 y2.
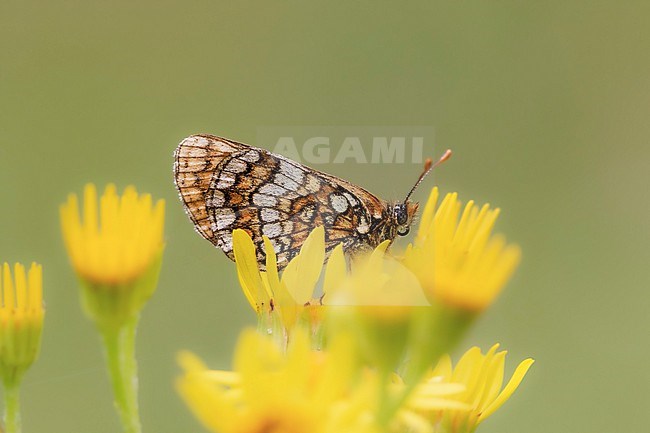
60 183 165 285
326 242 431 374
177 328 474 433
60 183 165 328
233 226 339 333
230 188 524 385
412 344 534 433
177 329 371 433
403 187 521 311
185 183 533 433
0 262 44 385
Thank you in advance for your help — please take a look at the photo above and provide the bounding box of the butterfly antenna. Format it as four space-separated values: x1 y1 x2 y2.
404 149 452 203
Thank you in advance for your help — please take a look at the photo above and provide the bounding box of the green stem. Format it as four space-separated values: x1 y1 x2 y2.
101 318 142 433
376 368 395 428
3 380 21 433
377 307 476 427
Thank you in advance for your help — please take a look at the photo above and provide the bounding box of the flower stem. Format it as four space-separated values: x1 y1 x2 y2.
3 380 22 433
101 317 142 433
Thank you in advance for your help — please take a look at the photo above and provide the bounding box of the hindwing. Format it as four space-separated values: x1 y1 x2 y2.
174 134 391 270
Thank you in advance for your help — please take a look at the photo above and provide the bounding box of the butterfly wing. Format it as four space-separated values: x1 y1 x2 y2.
174 134 390 270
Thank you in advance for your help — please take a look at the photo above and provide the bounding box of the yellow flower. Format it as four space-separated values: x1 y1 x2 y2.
61 183 165 431
411 345 534 433
328 241 430 318
177 329 370 433
232 196 521 375
326 242 431 375
233 226 340 331
60 183 165 327
234 187 520 316
60 183 165 286
177 328 469 433
403 187 521 311
0 262 44 383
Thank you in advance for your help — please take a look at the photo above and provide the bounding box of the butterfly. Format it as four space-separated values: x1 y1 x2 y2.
173 134 450 270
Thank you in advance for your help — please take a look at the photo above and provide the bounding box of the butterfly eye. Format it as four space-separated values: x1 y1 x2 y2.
397 226 410 236
394 204 408 226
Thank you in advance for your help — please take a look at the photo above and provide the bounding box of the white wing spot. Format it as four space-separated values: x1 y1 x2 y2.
343 192 359 207
330 194 349 213
225 159 247 173
218 234 233 252
241 150 260 163
216 173 235 189
253 193 278 207
261 209 280 222
357 215 370 234
274 173 299 191
305 175 320 193
280 160 305 183
263 223 282 238
208 190 225 207
215 208 236 229
259 184 286 196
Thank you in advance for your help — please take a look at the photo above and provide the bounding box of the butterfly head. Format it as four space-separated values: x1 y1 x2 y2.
394 149 452 238
392 202 419 237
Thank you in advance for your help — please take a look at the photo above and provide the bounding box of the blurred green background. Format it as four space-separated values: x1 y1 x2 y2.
1 1 649 432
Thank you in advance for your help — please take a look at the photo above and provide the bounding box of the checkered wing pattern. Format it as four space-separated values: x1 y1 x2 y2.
174 134 392 270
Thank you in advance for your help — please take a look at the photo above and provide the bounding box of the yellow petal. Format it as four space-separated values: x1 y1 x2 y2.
27 263 43 309
282 226 325 304
203 370 241 386
177 350 207 372
416 187 439 243
477 350 506 411
431 354 453 379
14 263 27 311
3 263 15 310
323 244 346 298
452 347 481 385
176 351 236 433
232 229 269 312
415 382 466 398
408 396 471 411
479 358 534 421
263 236 281 296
